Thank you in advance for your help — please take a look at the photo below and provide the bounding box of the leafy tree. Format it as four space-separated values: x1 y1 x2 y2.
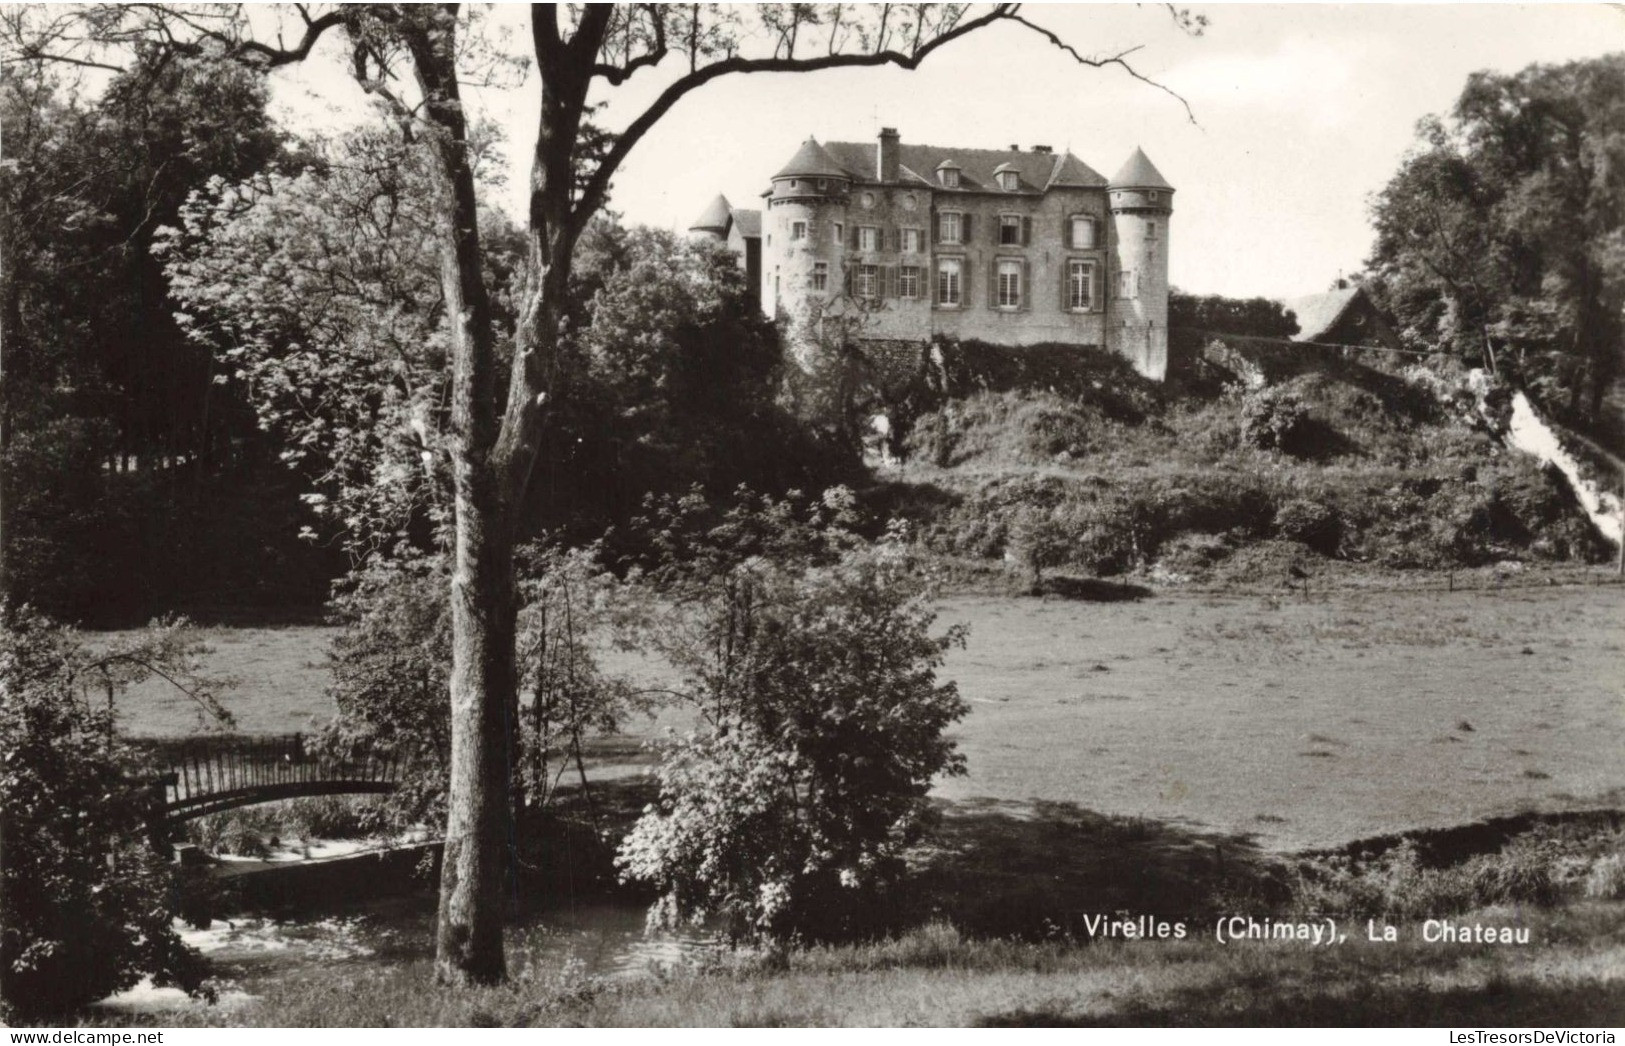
0 607 225 1020
0 34 315 618
30 3 1201 983
1169 290 1300 339
1367 56 1625 429
616 502 967 942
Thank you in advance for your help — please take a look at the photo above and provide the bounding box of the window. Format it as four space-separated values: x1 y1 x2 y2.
1069 215 1097 249
790 221 807 241
997 170 1019 191
859 225 879 252
833 222 843 244
997 259 1022 309
899 265 921 299
937 258 962 306
999 215 1023 246
901 228 922 254
856 263 878 298
1147 220 1158 241
939 168 960 188
816 179 827 191
812 262 828 291
939 212 963 245
1149 191 1160 203
1068 260 1096 311
1116 269 1137 299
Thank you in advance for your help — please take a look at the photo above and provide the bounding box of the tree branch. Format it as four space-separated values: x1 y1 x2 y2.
572 3 1021 228
1006 14 1196 125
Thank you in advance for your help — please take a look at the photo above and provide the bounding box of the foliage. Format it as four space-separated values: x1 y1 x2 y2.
1170 290 1301 338
324 554 455 827
0 606 225 1020
514 542 652 815
159 123 523 559
0 49 326 618
1365 55 1625 429
1272 499 1341 556
1005 504 1078 590
1239 386 1310 453
617 494 968 942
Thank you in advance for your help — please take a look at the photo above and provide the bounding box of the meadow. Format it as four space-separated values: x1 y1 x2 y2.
109 574 1625 853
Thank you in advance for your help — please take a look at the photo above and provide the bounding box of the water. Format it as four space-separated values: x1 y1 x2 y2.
94 896 721 1016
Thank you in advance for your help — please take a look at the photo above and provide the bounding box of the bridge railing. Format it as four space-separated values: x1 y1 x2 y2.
132 733 401 822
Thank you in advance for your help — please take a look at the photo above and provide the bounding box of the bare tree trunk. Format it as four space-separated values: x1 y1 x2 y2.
437 485 516 985
396 8 516 987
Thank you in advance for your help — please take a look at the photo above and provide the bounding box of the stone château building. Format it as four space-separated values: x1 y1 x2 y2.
690 128 1174 380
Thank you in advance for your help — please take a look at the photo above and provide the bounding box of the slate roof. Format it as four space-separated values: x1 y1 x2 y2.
690 193 734 233
688 196 762 239
820 140 1107 193
773 138 851 179
731 208 761 238
1108 147 1173 190
1282 288 1364 343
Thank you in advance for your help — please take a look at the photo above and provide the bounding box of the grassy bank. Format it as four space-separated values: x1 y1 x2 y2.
875 340 1613 588
73 797 1625 1027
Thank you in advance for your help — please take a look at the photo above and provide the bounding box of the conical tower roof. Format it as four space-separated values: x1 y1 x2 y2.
1108 147 1173 190
773 137 851 180
689 193 733 233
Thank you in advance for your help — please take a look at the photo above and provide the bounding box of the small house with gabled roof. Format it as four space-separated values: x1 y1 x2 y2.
690 128 1174 380
1281 285 1404 351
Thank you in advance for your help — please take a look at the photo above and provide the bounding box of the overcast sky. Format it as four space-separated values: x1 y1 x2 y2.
267 3 1625 300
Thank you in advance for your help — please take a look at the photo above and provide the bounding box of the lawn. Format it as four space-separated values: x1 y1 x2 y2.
106 579 1625 852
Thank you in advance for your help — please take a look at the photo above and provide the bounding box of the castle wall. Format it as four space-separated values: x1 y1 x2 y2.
749 142 1172 381
922 185 1110 349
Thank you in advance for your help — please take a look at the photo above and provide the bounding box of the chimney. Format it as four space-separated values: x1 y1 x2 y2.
1032 145 1053 154
1008 143 1020 151
877 127 900 183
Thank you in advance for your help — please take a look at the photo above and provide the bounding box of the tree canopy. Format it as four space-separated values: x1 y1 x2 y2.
1366 55 1625 433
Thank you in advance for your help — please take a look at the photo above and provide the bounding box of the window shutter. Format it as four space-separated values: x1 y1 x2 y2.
932 211 940 244
963 213 973 245
1060 261 1070 311
1021 259 1031 311
1063 216 1072 249
987 260 997 309
1022 216 1032 247
844 264 853 297
850 225 860 250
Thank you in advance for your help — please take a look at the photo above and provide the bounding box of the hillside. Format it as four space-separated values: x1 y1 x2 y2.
870 338 1614 588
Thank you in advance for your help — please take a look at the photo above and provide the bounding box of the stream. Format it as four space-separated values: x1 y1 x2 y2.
94 893 721 1017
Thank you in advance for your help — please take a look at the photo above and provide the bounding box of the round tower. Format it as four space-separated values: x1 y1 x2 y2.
765 137 850 334
688 194 734 242
1108 147 1174 381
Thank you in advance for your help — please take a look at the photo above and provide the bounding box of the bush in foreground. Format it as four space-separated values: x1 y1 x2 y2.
617 506 968 942
0 607 216 1020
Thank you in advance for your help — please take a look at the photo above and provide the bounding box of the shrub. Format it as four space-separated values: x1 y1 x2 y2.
1005 504 1076 589
1585 854 1625 900
617 532 968 943
1240 386 1310 452
0 607 214 1020
1272 498 1342 556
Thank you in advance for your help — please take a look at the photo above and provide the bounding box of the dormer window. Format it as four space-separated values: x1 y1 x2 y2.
937 163 961 189
997 170 1019 192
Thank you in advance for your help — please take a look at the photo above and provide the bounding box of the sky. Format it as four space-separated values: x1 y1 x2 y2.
265 3 1625 300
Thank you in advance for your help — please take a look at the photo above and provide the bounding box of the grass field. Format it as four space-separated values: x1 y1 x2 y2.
106 579 1625 852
